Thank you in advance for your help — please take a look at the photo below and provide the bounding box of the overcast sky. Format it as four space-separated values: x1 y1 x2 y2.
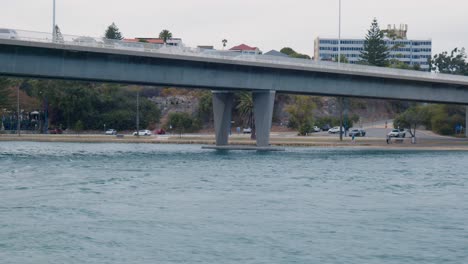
2 0 468 56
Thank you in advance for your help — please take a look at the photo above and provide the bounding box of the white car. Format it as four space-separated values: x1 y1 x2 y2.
0 28 17 39
328 126 343 134
388 129 406 138
133 129 152 136
312 126 321 132
105 129 117 135
243 128 252 134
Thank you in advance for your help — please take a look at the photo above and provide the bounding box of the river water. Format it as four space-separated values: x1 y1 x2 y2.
0 142 467 264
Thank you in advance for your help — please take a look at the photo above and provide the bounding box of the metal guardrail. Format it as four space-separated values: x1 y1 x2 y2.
4 29 468 85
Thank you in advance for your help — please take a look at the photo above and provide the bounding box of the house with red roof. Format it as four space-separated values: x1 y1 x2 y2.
229 44 262 55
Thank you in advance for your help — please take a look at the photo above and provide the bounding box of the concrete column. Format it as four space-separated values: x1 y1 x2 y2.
466 106 468 138
253 90 276 147
212 91 234 146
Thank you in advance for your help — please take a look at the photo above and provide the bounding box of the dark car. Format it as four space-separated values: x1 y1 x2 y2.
321 124 331 131
48 128 63 134
349 129 366 137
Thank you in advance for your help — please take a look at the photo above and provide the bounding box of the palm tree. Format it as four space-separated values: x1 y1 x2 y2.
159 30 173 44
236 92 255 139
222 39 228 49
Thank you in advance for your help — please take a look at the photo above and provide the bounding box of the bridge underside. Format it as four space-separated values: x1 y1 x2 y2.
0 41 468 140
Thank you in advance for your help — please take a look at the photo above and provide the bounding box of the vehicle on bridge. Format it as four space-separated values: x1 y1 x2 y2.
388 129 406 138
0 28 17 39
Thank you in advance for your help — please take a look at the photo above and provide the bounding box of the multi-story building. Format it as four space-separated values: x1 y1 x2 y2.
314 25 432 70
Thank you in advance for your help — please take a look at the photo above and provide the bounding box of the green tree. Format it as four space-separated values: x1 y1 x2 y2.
394 105 430 140
197 91 213 123
74 120 84 132
166 112 198 137
105 22 123 40
360 18 389 67
286 95 316 136
429 105 465 136
236 92 255 139
280 47 311 59
431 48 468 75
159 30 173 44
334 54 349 63
24 80 160 131
0 78 11 108
389 59 411 70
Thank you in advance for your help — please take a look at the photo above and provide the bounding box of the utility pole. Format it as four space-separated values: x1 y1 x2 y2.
339 97 343 141
17 85 20 136
338 0 341 66
52 0 56 41
136 90 140 137
338 0 343 141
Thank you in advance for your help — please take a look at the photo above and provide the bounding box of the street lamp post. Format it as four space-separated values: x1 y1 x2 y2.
52 0 56 40
17 85 20 136
136 90 140 137
338 0 344 141
338 0 341 66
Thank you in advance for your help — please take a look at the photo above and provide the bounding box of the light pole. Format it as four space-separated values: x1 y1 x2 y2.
338 0 341 66
338 0 344 141
17 85 20 136
52 0 56 41
136 90 140 137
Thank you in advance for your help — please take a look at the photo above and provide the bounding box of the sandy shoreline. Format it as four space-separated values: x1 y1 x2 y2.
1 133 468 151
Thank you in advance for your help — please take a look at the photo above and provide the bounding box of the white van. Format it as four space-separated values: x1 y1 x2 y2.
0 28 17 39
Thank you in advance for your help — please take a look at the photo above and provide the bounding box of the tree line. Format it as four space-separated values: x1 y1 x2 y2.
1 79 161 132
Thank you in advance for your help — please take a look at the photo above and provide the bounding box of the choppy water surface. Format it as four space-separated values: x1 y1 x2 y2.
0 142 467 264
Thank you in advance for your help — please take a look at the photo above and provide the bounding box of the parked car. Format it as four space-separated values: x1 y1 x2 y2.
133 129 152 136
105 129 117 135
388 129 406 138
349 129 366 137
155 128 166 135
321 124 331 131
0 28 17 39
328 126 343 134
48 128 63 134
312 126 321 132
243 128 252 134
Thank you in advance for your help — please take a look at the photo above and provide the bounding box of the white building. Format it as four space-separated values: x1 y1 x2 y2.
314 25 432 70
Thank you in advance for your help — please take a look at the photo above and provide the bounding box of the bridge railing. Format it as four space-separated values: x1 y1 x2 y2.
8 29 468 85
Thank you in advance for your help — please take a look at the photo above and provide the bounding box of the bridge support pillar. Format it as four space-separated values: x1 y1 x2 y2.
212 91 234 146
466 106 468 138
253 90 276 147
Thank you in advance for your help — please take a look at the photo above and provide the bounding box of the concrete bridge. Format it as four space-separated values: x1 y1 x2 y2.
1 32 468 145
